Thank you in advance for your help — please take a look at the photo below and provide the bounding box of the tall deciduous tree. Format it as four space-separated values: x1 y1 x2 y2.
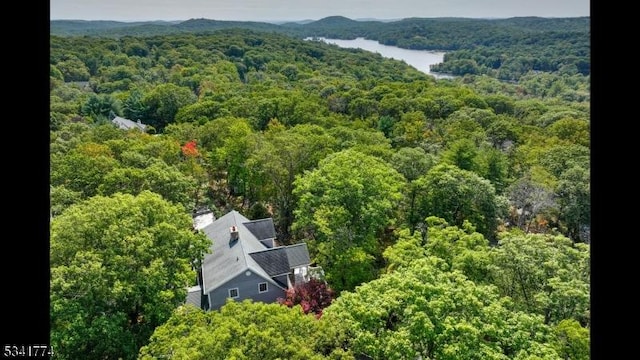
248 124 336 242
293 149 404 292
50 144 120 198
390 147 436 231
546 118 589 147
390 147 435 183
489 232 590 326
97 160 198 211
208 117 257 202
323 257 560 360
384 217 493 284
555 166 590 243
50 191 210 360
414 163 506 240
441 138 481 173
50 185 83 217
142 83 197 132
392 110 427 147
553 319 590 360
55 55 90 82
138 301 348 360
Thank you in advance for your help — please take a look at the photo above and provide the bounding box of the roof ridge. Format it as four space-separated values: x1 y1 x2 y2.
248 242 306 255
243 217 271 223
248 246 287 255
285 243 306 247
231 210 251 269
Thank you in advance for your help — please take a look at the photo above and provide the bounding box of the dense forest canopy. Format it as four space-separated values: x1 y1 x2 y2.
50 18 589 359
52 16 590 81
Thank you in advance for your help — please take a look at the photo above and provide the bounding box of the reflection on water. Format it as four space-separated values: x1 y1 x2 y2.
306 37 454 79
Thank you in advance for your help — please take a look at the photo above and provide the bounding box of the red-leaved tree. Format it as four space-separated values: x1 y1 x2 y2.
278 278 335 318
181 140 199 157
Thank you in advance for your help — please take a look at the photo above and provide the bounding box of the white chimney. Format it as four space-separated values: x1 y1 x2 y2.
230 225 239 241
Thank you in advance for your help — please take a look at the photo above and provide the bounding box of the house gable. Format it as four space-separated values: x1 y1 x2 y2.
206 270 286 310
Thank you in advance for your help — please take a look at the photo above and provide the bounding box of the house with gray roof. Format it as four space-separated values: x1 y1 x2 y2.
111 116 147 131
186 210 314 311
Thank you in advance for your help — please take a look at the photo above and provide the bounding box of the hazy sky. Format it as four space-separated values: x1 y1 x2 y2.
50 0 590 22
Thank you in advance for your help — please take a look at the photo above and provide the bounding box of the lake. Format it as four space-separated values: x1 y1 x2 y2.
306 37 454 79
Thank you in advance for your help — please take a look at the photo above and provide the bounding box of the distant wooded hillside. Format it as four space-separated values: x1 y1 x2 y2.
51 16 589 80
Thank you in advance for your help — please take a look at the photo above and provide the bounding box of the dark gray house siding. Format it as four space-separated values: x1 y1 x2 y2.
186 285 202 308
207 271 286 310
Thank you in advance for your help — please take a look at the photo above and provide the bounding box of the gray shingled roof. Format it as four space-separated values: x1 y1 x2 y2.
285 243 311 267
200 211 286 294
249 248 291 276
112 116 147 131
249 243 311 277
243 218 276 241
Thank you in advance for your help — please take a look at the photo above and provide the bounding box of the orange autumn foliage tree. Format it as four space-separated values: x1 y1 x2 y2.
181 140 200 157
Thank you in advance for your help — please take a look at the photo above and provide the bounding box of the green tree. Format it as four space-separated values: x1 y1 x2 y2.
80 93 123 123
489 232 590 326
293 149 405 292
50 122 93 156
479 147 509 194
142 83 197 132
139 301 349 360
546 118 589 147
174 99 231 124
327 126 393 159
414 164 505 240
392 110 427 147
441 138 481 173
123 88 149 122
323 257 560 360
389 147 436 230
538 144 589 179
208 117 257 201
123 41 149 57
97 160 198 210
50 144 120 198
441 111 488 146
115 135 183 168
553 319 590 360
51 191 210 360
50 64 64 82
248 124 336 241
555 166 590 243
390 147 435 183
50 185 83 217
486 116 520 149
383 217 492 283
55 55 91 82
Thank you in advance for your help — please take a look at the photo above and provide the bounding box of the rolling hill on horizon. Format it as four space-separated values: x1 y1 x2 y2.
50 15 589 39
